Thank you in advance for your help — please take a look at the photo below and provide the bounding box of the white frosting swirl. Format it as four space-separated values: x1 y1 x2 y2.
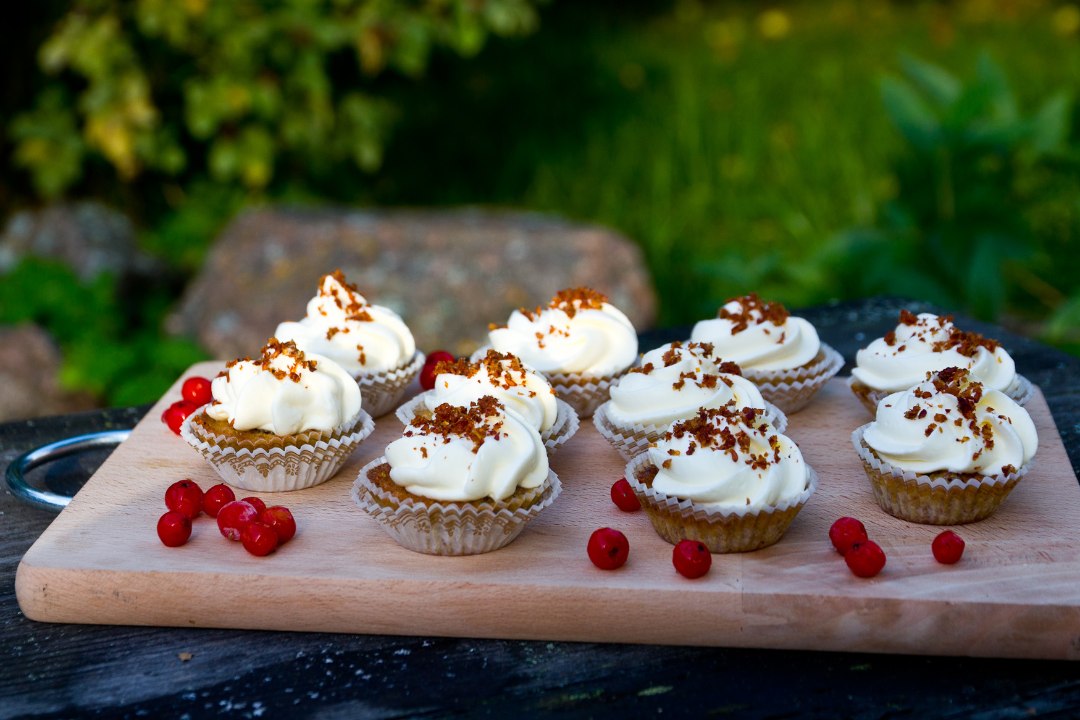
648 407 807 510
488 288 638 376
690 294 820 372
275 271 416 375
851 311 1016 393
424 351 558 433
385 397 548 502
206 338 362 435
863 368 1037 475
607 341 766 426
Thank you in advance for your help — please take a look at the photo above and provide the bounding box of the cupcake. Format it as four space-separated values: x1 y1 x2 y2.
593 340 787 460
849 309 1033 415
852 366 1038 525
486 287 638 418
690 293 843 413
182 338 375 492
274 270 424 417
625 406 817 553
395 349 579 453
353 396 562 555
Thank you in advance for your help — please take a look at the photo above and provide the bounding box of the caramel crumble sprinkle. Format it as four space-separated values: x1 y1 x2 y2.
238 338 318 382
406 396 506 453
521 287 608 321
662 406 782 467
319 270 374 322
718 293 790 335
430 350 538 392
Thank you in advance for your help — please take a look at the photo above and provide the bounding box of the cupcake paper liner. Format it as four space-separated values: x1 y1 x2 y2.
592 401 788 461
355 350 426 418
181 410 375 492
741 343 844 414
849 373 1035 416
395 394 580 454
352 457 562 555
624 453 817 553
851 424 1030 525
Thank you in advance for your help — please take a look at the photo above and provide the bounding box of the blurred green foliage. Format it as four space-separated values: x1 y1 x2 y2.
829 52 1074 321
0 258 206 405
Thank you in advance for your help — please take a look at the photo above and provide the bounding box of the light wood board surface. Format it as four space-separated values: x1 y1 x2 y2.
16 363 1080 659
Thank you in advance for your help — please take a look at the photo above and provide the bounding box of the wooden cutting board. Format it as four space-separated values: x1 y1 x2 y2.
16 363 1080 659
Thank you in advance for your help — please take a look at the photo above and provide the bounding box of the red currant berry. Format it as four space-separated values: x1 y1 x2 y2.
157 510 192 547
587 527 629 570
610 478 641 512
241 496 267 515
829 516 868 556
217 500 259 541
260 506 297 544
165 479 204 519
419 350 456 390
202 483 236 518
672 539 712 579
241 521 280 557
845 540 887 578
161 401 197 435
181 376 213 406
426 350 455 366
932 530 965 565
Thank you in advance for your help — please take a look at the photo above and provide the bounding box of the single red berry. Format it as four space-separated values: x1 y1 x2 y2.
241 496 267 514
932 530 965 565
165 479 204 519
587 527 629 570
610 477 641 512
259 506 297 544
419 350 456 390
202 483 236 518
217 500 259 541
161 401 197 435
672 539 712 579
241 521 280 556
157 510 192 547
845 540 887 578
829 516 868 556
181 376 213 406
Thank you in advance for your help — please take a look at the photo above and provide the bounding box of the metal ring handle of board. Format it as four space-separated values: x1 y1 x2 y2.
6 430 131 511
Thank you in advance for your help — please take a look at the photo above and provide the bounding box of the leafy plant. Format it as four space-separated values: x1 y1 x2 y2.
0 258 206 406
10 0 542 201
827 53 1073 321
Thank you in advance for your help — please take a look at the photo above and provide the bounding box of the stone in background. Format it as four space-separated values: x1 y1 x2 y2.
170 207 657 359
0 325 96 421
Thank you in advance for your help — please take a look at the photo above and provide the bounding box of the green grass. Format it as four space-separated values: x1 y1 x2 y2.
375 0 1080 330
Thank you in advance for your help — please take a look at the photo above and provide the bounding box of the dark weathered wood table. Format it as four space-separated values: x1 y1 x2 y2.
3 298 1079 719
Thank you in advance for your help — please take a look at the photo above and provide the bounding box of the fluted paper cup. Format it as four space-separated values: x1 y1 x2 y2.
624 453 817 553
852 424 1030 525
181 410 375 492
352 457 562 555
355 350 426 418
741 343 844 414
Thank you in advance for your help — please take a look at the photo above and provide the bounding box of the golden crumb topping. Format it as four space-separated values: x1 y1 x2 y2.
405 396 506 453
718 293 790 334
521 287 609 321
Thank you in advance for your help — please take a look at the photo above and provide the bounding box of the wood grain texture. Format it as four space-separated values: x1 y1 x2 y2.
16 363 1080 659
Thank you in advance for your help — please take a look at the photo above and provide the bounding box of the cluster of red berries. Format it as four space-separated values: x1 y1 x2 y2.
587 477 712 579
161 376 213 435
419 350 455 391
157 479 297 557
829 516 965 578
